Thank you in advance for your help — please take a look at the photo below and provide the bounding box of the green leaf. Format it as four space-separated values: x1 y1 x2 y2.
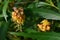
35 0 39 2
0 14 4 17
31 8 60 20
17 0 21 2
9 32 60 40
0 22 9 40
36 2 50 7
25 28 38 33
57 0 60 9
2 0 9 22
9 0 15 2
27 2 36 8
0 0 2 3
46 0 52 2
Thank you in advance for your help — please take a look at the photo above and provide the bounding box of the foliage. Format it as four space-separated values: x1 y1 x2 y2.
0 0 60 40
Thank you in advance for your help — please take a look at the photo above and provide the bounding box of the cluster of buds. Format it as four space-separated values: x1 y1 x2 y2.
12 7 25 25
12 7 25 31
37 19 51 32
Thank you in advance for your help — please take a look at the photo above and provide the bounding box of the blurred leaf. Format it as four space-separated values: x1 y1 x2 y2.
2 0 9 22
9 32 60 40
9 0 15 2
46 0 52 2
27 2 36 8
57 0 60 9
46 0 54 4
27 1 50 8
0 14 4 17
0 22 9 40
0 0 2 3
25 28 38 33
35 0 39 2
16 0 21 2
36 2 50 7
28 1 58 10
31 8 60 20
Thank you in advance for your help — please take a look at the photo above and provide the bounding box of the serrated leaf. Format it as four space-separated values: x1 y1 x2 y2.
2 0 9 22
31 8 60 20
9 32 60 40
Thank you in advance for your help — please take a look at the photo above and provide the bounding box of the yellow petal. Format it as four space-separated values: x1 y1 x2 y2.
41 19 50 25
46 26 50 31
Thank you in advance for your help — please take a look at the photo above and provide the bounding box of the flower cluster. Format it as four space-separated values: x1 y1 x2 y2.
12 7 25 25
37 19 51 32
12 7 25 31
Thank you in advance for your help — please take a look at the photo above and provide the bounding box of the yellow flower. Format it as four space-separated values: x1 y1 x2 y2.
37 19 51 32
12 12 18 22
41 19 50 26
12 7 25 25
12 7 25 32
46 26 50 31
37 24 46 32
